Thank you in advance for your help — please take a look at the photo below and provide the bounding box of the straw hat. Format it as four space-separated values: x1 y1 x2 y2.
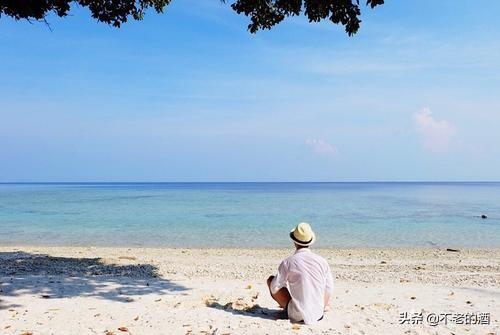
290 222 316 246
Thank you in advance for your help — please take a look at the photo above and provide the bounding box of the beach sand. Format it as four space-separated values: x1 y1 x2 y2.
1 246 499 335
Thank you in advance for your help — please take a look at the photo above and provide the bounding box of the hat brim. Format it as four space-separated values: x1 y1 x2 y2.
290 230 316 246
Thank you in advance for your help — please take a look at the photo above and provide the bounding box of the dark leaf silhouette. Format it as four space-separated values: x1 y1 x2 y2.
0 0 383 34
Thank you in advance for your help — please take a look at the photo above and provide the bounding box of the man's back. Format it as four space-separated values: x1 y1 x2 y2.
271 248 333 324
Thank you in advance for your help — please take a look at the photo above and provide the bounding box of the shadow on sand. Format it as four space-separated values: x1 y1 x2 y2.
206 301 287 321
0 251 188 309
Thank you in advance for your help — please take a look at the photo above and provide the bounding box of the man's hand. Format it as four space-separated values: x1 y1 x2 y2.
324 291 331 310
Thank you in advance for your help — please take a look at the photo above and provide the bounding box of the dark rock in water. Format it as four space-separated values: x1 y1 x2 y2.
481 214 488 219
446 248 460 252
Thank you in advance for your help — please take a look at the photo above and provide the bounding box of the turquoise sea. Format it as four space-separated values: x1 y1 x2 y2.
0 182 499 248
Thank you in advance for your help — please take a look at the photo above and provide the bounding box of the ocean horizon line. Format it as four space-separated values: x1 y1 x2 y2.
1 181 500 185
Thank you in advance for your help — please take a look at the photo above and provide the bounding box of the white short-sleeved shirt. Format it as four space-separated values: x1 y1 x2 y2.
270 248 333 324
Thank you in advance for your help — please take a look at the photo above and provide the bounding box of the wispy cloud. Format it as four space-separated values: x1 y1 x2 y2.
262 33 500 77
413 107 456 153
305 138 338 157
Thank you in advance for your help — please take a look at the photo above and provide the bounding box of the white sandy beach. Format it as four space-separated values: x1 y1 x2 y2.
1 246 499 335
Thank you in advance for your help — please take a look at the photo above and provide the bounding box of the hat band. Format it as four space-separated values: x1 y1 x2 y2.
290 232 313 245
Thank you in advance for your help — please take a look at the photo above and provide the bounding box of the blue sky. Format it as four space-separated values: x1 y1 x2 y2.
1 0 500 181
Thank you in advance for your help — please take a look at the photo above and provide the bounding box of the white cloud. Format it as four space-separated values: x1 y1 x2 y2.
305 138 338 157
413 107 456 152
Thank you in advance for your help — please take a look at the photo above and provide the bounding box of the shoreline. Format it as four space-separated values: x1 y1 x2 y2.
1 246 499 334
2 243 500 250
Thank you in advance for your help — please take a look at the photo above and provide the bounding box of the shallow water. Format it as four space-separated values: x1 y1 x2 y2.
0 182 499 248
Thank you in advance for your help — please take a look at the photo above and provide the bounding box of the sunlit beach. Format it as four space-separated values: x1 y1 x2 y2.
1 1 500 334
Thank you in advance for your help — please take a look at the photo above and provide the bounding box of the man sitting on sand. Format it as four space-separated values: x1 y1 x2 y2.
267 222 333 324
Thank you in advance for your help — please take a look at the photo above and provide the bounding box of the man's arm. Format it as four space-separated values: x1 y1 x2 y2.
270 261 288 294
